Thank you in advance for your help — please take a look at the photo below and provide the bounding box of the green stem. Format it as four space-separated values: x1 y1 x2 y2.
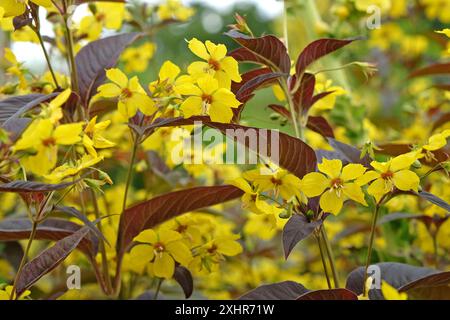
280 80 302 139
320 225 340 288
153 278 163 300
121 136 139 213
432 235 439 269
90 189 112 295
316 234 332 289
34 29 60 89
10 221 38 300
363 203 381 295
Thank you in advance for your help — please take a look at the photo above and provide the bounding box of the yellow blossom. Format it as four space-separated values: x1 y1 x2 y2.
381 281 408 300
129 229 192 279
301 159 368 215
1 0 52 18
360 152 421 203
122 42 156 73
0 285 31 300
83 116 115 157
97 68 156 119
157 0 194 22
178 75 240 123
187 38 241 88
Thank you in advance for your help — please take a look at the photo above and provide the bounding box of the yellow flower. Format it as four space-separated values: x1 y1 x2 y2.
44 154 103 182
187 38 241 88
301 159 368 215
83 116 115 157
353 0 391 13
381 281 408 300
0 285 31 300
77 3 125 41
4 48 27 89
1 0 51 18
149 60 188 99
121 42 156 73
97 68 156 119
361 152 421 203
420 0 450 23
243 166 303 201
129 229 192 279
157 0 194 22
14 119 83 176
178 75 240 123
230 177 284 215
422 129 450 152
310 77 346 112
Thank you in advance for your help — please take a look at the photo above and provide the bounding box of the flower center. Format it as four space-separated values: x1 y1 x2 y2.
153 242 165 253
208 59 221 71
207 244 218 254
42 137 56 147
270 177 282 186
330 178 343 189
201 94 213 104
96 13 106 22
381 171 394 180
121 88 133 99
176 224 188 233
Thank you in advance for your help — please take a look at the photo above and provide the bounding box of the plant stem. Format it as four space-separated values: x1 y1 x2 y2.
34 29 60 89
10 221 38 300
363 203 381 295
316 234 332 289
280 81 302 139
282 0 289 52
121 135 139 213
153 278 163 300
320 225 340 288
432 235 439 269
90 189 112 295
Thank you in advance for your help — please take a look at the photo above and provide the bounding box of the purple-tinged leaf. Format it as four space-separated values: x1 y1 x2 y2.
283 214 322 259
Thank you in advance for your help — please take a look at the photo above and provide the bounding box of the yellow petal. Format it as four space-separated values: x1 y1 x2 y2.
343 182 367 206
355 170 380 186
188 38 210 60
97 83 121 98
134 229 158 243
166 241 192 266
341 163 366 181
367 178 389 203
197 76 219 95
216 239 242 256
318 158 342 179
301 172 329 197
390 152 417 172
319 189 343 215
180 96 203 118
209 102 233 123
228 177 253 194
49 88 71 109
106 68 128 88
153 252 175 279
53 123 83 145
205 40 227 61
1 0 26 17
393 170 420 192
159 60 180 81
220 56 242 82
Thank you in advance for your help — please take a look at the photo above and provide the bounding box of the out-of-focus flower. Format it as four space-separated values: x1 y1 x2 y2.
420 0 450 23
78 3 126 41
121 42 156 73
381 281 408 300
1 0 52 18
0 285 31 300
4 48 27 89
157 0 194 22
97 68 156 118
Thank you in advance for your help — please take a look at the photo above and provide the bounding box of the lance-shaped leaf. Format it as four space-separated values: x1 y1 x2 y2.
297 289 358 300
0 179 77 193
117 185 243 253
141 117 317 179
292 73 315 114
1 93 58 139
283 214 322 259
75 32 142 106
418 191 450 212
268 104 290 119
307 116 334 138
231 68 272 94
408 62 450 78
236 72 284 101
226 30 291 73
239 281 309 300
327 138 372 167
346 262 450 300
0 218 98 257
174 266 194 299
15 227 91 296
295 38 357 76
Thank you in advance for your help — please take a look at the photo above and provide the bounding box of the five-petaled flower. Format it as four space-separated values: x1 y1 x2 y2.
301 159 368 215
97 68 156 119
